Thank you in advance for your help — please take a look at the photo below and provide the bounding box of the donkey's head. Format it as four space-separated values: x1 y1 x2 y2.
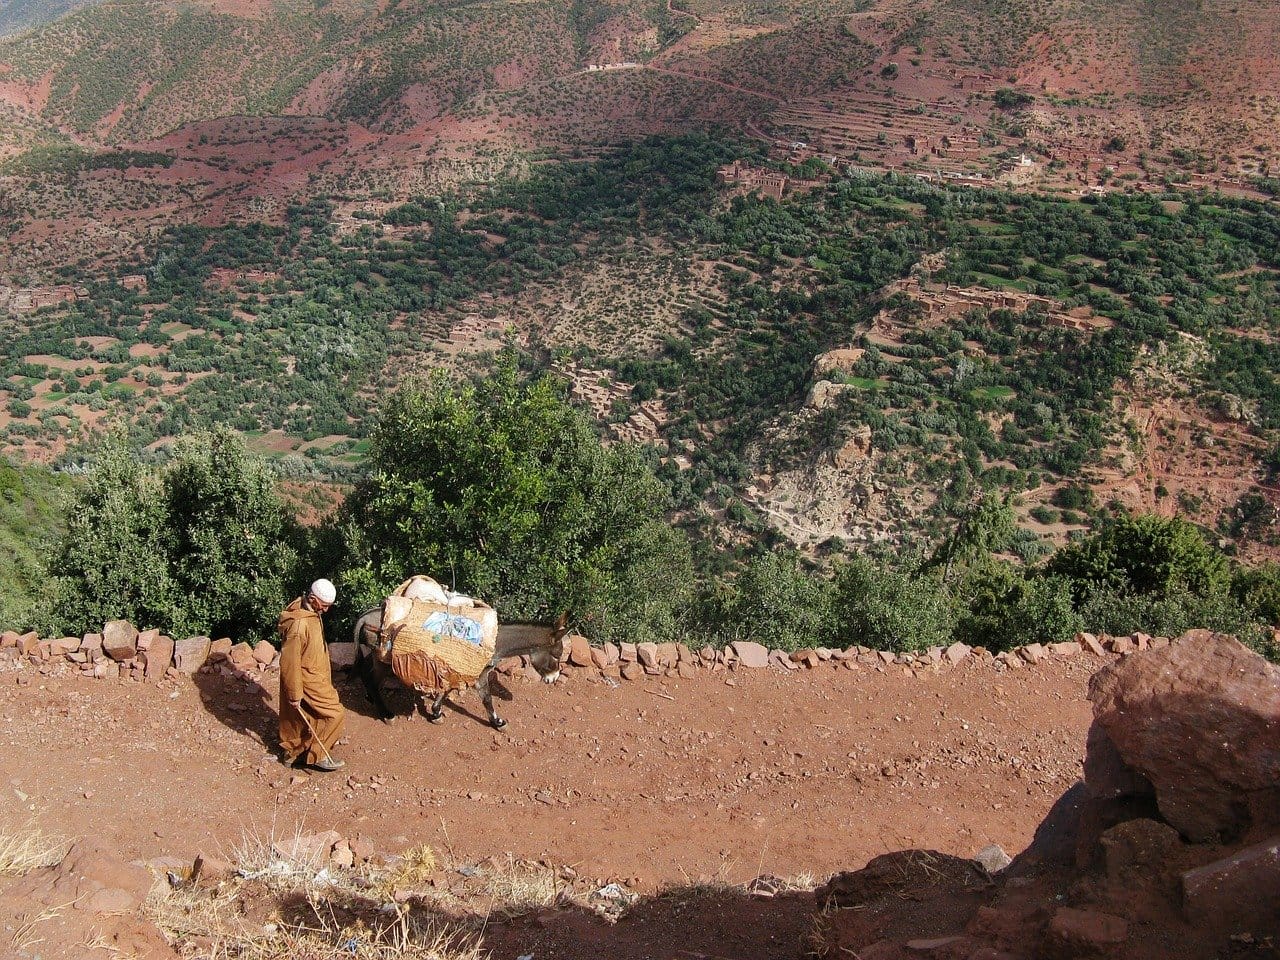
528 612 570 684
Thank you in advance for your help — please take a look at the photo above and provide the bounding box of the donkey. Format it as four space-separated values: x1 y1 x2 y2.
353 607 567 729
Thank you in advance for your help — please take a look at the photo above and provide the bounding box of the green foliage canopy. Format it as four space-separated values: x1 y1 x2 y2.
1047 513 1231 600
343 361 692 642
830 555 954 652
49 429 299 639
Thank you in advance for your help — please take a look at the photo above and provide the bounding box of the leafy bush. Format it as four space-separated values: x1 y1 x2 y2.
342 359 692 642
721 551 832 652
1047 514 1230 600
159 429 300 639
1029 505 1058 524
48 429 299 640
954 563 1081 651
1077 586 1267 651
0 460 68 631
830 555 954 652
1232 562 1280 626
993 88 1032 109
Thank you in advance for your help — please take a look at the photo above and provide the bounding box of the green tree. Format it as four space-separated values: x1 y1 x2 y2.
1047 513 1230 600
343 360 691 642
725 550 832 651
162 428 300 639
830 555 954 652
1232 562 1280 626
49 430 300 639
954 563 1082 650
931 493 1017 579
50 434 181 634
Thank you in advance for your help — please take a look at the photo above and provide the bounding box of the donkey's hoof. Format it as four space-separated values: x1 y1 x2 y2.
489 716 508 730
427 710 444 724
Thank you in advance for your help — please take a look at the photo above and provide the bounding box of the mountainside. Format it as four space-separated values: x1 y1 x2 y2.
1 136 1277 569
0 0 99 36
0 0 1277 575
0 0 672 142
0 0 1276 163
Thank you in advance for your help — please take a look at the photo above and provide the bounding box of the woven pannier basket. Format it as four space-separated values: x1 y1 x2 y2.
380 577 498 690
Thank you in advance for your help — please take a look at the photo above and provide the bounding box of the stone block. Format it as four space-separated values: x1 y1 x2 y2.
102 620 139 661
730 641 769 668
1182 838 1280 928
144 635 174 681
173 636 211 673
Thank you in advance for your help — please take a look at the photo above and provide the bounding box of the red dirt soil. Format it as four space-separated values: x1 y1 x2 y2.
0 654 1094 947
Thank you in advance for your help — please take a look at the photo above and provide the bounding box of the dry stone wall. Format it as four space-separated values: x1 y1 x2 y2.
6 619 1266 688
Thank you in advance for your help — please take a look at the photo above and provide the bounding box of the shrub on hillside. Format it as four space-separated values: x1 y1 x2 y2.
342 360 692 643
1047 513 1230 601
954 563 1082 651
721 550 833 652
48 429 299 640
1077 586 1267 652
830 555 953 652
0 460 68 631
1231 562 1280 627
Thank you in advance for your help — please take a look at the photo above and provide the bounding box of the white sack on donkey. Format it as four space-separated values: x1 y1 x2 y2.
352 574 568 729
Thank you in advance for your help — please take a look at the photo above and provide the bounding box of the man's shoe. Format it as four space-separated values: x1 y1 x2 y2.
311 756 345 772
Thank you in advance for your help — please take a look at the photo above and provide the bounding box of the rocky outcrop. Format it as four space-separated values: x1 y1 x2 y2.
1084 631 1280 844
812 630 1280 959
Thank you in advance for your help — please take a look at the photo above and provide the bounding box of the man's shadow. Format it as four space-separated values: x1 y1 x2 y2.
192 660 281 753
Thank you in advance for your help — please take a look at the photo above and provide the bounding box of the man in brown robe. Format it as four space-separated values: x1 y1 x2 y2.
277 578 345 771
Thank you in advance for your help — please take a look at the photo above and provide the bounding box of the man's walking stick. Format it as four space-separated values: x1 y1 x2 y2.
296 701 337 766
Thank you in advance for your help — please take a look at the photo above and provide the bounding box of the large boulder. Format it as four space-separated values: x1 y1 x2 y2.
173 636 211 673
1085 631 1280 844
102 620 139 662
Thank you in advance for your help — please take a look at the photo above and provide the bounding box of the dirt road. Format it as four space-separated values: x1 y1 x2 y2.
0 652 1094 894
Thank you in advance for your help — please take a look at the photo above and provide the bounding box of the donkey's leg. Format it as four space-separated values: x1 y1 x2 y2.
427 689 449 723
359 653 397 722
476 666 507 730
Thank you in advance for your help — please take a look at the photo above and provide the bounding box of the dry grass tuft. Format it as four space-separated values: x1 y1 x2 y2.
148 881 486 960
146 825 585 958
475 855 563 914
0 823 70 876
387 845 438 888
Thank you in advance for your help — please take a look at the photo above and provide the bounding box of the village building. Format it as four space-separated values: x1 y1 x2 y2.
0 284 89 316
717 161 789 201
935 134 983 160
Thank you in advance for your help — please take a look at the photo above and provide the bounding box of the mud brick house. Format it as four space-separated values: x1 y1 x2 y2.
0 284 88 316
718 161 789 201
906 134 932 156
936 135 983 159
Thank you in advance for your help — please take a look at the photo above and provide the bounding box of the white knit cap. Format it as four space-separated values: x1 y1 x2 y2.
310 578 337 604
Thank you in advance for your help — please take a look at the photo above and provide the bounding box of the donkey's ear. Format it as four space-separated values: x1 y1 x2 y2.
554 611 569 633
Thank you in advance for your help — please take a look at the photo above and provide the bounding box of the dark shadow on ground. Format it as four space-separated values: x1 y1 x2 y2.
335 661 516 729
479 887 815 960
191 664 279 753
269 880 814 960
